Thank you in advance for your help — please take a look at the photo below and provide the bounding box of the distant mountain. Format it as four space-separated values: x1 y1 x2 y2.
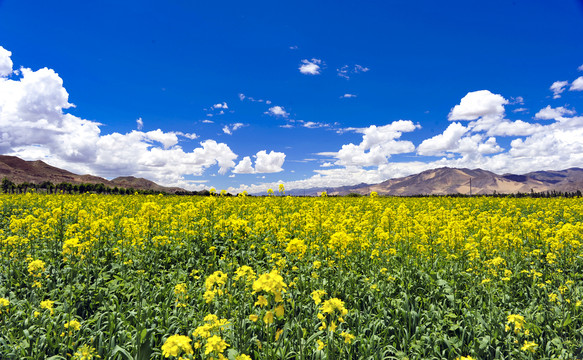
0 155 185 193
327 167 583 196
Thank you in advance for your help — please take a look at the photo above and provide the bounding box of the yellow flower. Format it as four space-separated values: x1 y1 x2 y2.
40 299 55 315
263 311 274 324
174 283 187 296
521 340 537 353
455 357 476 360
72 344 100 360
252 269 287 302
236 355 252 360
161 334 193 358
254 295 268 307
320 298 348 316
340 331 355 344
274 304 285 318
249 314 259 322
311 290 327 305
506 314 525 334
0 297 9 314
329 321 337 332
317 339 326 350
28 259 46 277
204 335 229 355
234 266 256 283
65 319 82 331
275 328 283 341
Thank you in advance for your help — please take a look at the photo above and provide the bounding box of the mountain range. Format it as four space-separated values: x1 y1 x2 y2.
2 155 583 196
0 155 184 193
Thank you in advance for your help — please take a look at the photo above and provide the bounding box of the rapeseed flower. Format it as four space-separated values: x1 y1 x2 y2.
340 331 355 344
311 290 327 305
72 344 100 360
161 334 193 358
40 299 55 315
204 335 228 355
521 340 537 353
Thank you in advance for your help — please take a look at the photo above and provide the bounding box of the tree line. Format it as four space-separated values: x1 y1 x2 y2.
0 178 209 196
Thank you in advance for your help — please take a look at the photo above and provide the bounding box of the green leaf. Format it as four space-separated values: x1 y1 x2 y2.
112 345 133 360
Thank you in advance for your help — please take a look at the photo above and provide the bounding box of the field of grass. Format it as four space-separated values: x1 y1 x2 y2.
1 192 582 359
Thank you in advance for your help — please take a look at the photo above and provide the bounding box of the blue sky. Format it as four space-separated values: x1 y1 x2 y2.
1 0 583 193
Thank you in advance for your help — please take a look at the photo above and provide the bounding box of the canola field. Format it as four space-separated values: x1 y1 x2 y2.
0 192 582 360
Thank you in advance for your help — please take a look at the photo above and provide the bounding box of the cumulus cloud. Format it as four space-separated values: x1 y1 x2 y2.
340 93 357 98
550 81 569 99
232 150 286 174
136 117 143 130
579 64 583 71
265 106 289 117
570 76 583 91
0 46 239 190
233 156 254 174
332 121 418 167
535 105 576 120
299 59 322 75
448 90 508 121
213 102 228 109
0 46 13 77
222 122 245 135
230 87 583 193
417 122 469 156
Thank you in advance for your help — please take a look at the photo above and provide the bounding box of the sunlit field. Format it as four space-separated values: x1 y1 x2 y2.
1 192 582 359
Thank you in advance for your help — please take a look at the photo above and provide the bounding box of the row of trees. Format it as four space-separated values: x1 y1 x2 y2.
0 178 164 195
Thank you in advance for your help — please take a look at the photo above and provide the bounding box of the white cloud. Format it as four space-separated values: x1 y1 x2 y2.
417 122 468 156
222 122 245 135
230 87 583 193
213 102 228 109
233 156 254 173
337 64 370 79
136 117 143 130
570 76 583 91
535 105 576 120
175 132 198 139
449 90 508 121
333 121 418 167
340 93 357 98
240 93 271 103
265 105 289 117
299 59 322 75
550 81 569 98
578 64 583 71
301 121 328 129
0 46 13 77
202 119 214 124
289 45 298 50
0 46 238 190
255 150 285 173
232 150 286 174
512 108 528 113
354 64 370 73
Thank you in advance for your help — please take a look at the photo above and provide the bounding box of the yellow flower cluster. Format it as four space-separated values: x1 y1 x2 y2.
161 334 193 358
505 314 525 334
204 271 228 303
0 297 9 314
